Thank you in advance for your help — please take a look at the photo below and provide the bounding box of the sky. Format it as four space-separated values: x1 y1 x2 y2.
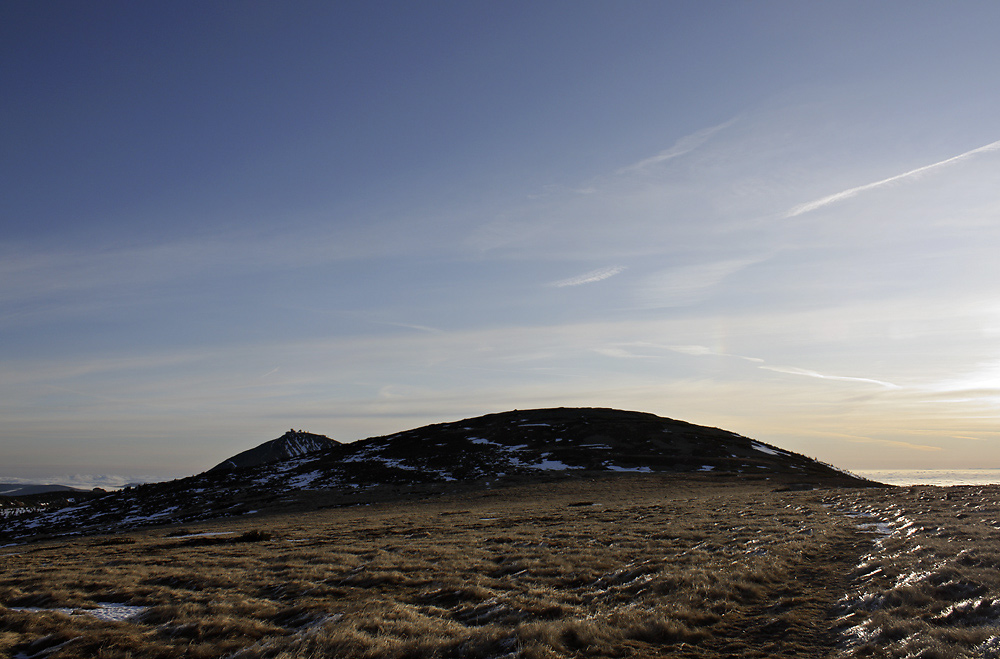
4 1 1000 487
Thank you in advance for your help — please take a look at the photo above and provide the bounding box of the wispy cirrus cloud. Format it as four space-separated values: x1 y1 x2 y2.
786 138 1000 217
663 344 764 363
550 265 627 288
637 256 767 308
594 342 767 365
373 321 444 334
618 118 738 174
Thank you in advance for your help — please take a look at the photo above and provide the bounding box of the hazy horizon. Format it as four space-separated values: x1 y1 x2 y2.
5 1 1000 482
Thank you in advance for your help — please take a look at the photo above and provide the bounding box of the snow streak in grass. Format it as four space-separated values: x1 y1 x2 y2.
10 603 147 622
606 465 653 473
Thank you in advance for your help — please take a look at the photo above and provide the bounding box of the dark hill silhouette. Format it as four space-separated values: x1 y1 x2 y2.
326 407 849 482
0 408 879 542
209 429 339 472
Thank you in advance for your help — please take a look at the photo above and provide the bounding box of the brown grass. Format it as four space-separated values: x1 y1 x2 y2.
2 475 1000 658
823 485 1000 658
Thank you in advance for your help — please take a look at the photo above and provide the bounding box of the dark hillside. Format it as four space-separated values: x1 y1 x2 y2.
0 408 877 542
209 429 339 472
339 407 861 482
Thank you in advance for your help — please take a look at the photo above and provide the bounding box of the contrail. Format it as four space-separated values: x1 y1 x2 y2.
639 343 896 388
759 365 899 389
786 138 1000 217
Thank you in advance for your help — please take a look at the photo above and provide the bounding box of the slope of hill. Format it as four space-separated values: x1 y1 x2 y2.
0 408 878 542
327 407 852 482
209 429 339 471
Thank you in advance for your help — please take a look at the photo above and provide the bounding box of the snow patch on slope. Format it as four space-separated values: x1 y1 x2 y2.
750 441 784 456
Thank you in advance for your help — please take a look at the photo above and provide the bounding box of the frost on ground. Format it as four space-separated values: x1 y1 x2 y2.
164 530 234 539
10 602 146 622
825 485 1000 658
3 475 999 659
0 475 876 659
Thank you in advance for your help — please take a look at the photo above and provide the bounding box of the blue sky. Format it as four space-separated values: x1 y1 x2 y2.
4 1 1000 485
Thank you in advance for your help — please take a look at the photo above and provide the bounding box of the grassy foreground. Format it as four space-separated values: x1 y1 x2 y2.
2 474 999 658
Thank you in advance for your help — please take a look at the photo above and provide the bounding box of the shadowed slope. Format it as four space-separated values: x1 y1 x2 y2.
209 430 339 472
0 408 876 542
331 407 861 482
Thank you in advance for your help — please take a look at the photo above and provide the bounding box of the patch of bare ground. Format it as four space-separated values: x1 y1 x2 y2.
3 474 999 658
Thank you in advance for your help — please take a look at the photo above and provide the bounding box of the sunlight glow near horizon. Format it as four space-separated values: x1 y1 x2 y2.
4 1 1000 485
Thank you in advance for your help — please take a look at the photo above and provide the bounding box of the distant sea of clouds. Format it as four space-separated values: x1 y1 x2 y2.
855 469 1000 486
0 474 154 490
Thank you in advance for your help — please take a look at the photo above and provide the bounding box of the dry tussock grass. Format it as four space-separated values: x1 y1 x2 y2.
2 474 999 658
824 485 1000 658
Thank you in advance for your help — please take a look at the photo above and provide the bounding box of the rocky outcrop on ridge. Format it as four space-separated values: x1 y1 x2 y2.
209 429 339 472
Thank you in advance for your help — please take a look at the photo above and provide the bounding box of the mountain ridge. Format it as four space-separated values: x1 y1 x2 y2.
0 407 880 542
